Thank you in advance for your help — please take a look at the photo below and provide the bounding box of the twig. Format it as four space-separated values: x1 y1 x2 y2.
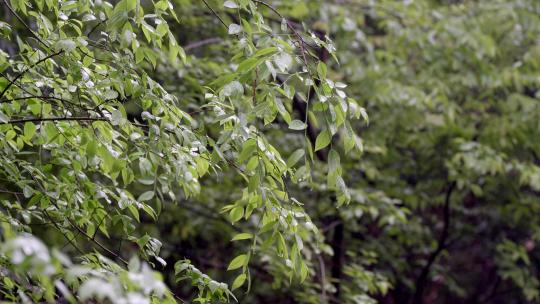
86 19 107 37
252 0 311 66
201 0 228 28
48 200 128 265
1 0 49 48
43 210 86 256
28 174 128 265
0 51 63 100
64 215 129 265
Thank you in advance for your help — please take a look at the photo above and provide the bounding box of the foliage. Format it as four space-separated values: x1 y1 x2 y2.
0 0 361 302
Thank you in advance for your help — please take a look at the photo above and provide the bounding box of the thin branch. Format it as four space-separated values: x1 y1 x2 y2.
1 0 49 48
86 19 107 37
252 0 311 66
47 200 129 266
201 0 228 29
64 216 129 265
43 210 86 256
412 181 457 304
183 203 242 232
28 173 128 265
0 50 63 100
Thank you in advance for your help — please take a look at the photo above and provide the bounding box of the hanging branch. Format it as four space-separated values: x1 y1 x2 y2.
1 0 50 48
201 0 228 28
0 50 63 100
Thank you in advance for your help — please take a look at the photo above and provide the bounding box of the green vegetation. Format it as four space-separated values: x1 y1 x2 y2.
0 0 539 303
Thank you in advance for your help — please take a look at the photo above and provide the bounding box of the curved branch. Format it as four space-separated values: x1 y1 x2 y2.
1 0 49 48
0 50 63 100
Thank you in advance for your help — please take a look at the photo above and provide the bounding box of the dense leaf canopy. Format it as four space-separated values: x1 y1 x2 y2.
0 0 539 303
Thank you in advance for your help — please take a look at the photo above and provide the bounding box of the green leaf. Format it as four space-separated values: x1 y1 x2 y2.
300 261 309 282
289 119 307 130
231 273 246 290
23 122 36 140
315 129 331 151
328 149 340 173
128 204 140 222
224 1 239 9
227 254 247 271
277 232 288 258
231 233 253 241
254 47 278 58
317 62 327 80
110 109 123 125
0 110 9 123
135 47 145 64
55 39 76 51
229 206 244 223
237 57 261 73
287 149 305 168
138 191 154 202
228 23 242 35
222 81 244 98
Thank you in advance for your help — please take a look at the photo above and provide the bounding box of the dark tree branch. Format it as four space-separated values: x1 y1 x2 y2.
48 202 129 266
412 181 457 304
1 0 49 48
43 210 86 256
201 0 228 29
0 50 63 100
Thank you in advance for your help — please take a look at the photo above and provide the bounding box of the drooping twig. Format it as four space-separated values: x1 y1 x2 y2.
0 50 63 100
201 0 228 29
252 0 311 67
43 210 86 256
1 0 49 48
46 199 129 265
